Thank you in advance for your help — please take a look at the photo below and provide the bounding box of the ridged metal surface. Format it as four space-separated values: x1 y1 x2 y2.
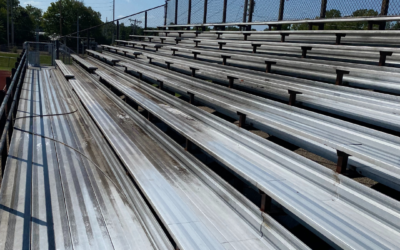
82 58 400 249
69 72 303 249
0 68 162 249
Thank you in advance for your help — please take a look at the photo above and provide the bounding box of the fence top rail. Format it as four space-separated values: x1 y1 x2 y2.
159 15 400 28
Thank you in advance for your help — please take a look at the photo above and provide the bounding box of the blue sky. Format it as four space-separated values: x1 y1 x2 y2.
20 0 166 22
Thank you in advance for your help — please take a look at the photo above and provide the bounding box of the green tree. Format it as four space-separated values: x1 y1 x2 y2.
342 9 379 30
42 0 104 45
26 4 43 29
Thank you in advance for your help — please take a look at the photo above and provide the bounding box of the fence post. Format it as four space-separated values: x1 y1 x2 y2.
175 0 178 24
242 0 248 24
87 30 89 51
145 11 148 29
187 0 191 24
164 1 168 26
222 0 227 30
246 0 254 31
56 40 60 59
380 0 390 29
203 0 208 26
117 20 120 40
277 0 285 30
319 0 327 30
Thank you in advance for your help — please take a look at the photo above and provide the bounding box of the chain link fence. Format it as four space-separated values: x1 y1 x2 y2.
165 0 400 26
117 6 165 40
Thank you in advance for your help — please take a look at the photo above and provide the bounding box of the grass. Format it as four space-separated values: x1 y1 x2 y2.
0 52 18 71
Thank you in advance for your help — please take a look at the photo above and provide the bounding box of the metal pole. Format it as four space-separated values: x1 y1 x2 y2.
247 0 254 30
77 17 79 55
222 0 227 23
381 0 390 15
6 0 9 48
319 0 327 30
145 11 148 29
277 0 285 30
56 40 59 59
242 0 248 23
164 0 168 26
380 0 390 29
87 30 89 51
112 0 115 43
175 0 178 24
117 20 120 40
11 0 14 46
187 0 191 24
203 0 208 24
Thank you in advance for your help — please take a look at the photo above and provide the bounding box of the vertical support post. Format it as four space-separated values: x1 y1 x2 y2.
335 70 350 86
175 0 178 24
336 150 349 174
56 40 60 59
188 0 192 24
288 90 302 106
237 111 246 128
87 30 89 51
164 0 168 26
222 0 228 23
203 0 208 24
77 17 80 56
259 190 272 213
242 0 248 24
188 92 195 104
116 20 120 40
277 0 285 30
380 0 390 29
145 11 148 30
247 0 254 31
185 138 191 151
319 0 327 30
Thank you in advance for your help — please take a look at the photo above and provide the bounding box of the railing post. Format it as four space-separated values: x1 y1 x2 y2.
380 0 390 29
277 0 285 30
164 1 168 26
175 0 178 24
87 30 89 51
203 0 208 24
222 0 228 27
117 20 120 40
242 0 248 23
247 0 254 31
187 0 191 24
145 11 148 29
319 0 327 30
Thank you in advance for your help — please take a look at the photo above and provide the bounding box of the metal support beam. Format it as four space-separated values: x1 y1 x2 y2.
301 46 312 58
203 0 208 24
185 138 192 151
265 61 276 73
188 0 191 24
171 48 178 55
335 69 350 86
190 67 198 77
379 51 393 66
227 76 237 88
221 55 230 65
277 0 285 30
157 80 163 90
336 150 349 174
145 11 148 30
218 42 226 50
259 190 272 213
175 0 178 24
187 92 195 104
192 51 200 59
166 61 173 69
252 44 261 53
335 33 346 45
222 0 228 23
319 0 327 30
247 0 254 30
117 20 120 40
288 90 302 106
237 111 246 128
164 0 168 26
242 0 248 24
194 40 200 47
